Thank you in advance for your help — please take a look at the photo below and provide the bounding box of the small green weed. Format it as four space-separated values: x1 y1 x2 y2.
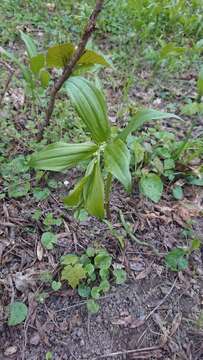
165 238 201 272
60 247 127 314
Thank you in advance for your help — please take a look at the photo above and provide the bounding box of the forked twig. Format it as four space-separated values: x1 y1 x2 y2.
37 0 105 141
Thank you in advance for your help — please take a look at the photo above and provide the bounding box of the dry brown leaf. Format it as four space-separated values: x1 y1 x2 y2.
112 315 145 328
37 241 43 261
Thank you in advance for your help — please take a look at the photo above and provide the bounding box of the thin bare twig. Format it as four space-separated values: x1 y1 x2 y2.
145 278 177 322
92 345 162 359
0 60 15 107
37 0 105 141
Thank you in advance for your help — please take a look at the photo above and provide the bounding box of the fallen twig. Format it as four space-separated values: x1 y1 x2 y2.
37 0 105 141
92 345 162 359
0 60 15 107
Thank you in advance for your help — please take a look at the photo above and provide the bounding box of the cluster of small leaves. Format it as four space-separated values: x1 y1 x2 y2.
60 248 126 314
165 238 201 272
128 128 203 203
1 31 110 101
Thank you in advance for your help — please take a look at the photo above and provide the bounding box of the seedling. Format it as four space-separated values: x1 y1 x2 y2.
60 247 127 314
165 238 201 272
30 76 180 218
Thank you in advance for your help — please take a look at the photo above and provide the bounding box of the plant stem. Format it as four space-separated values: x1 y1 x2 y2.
105 173 112 220
37 0 105 141
119 211 161 257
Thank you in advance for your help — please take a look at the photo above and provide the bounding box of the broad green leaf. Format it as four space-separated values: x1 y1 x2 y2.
20 30 37 58
63 176 89 208
40 69 50 88
41 232 57 250
133 141 145 167
61 264 86 288
78 284 91 298
104 139 131 191
165 248 188 272
46 43 75 68
51 281 62 291
159 43 185 59
73 64 98 76
197 67 203 98
30 53 45 74
172 185 184 200
60 254 79 266
29 142 97 171
66 77 111 143
119 109 181 141
77 49 110 67
86 299 100 314
113 269 127 285
8 301 28 326
84 161 105 219
139 173 163 203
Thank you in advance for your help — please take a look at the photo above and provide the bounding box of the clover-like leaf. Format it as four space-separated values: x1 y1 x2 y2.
165 248 188 272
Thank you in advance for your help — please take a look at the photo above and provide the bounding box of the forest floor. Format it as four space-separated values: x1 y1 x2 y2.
0 2 203 360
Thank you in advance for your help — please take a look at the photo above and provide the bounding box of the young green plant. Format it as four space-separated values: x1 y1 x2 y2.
29 76 181 219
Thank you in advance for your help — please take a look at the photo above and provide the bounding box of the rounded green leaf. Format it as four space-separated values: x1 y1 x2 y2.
51 281 62 291
99 280 110 293
84 263 95 276
46 43 75 68
77 50 110 66
86 247 96 257
8 301 28 326
172 185 184 200
40 69 50 88
139 173 163 203
30 54 45 74
99 268 109 280
41 232 57 250
86 299 100 314
78 284 91 298
91 287 101 299
94 252 112 269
